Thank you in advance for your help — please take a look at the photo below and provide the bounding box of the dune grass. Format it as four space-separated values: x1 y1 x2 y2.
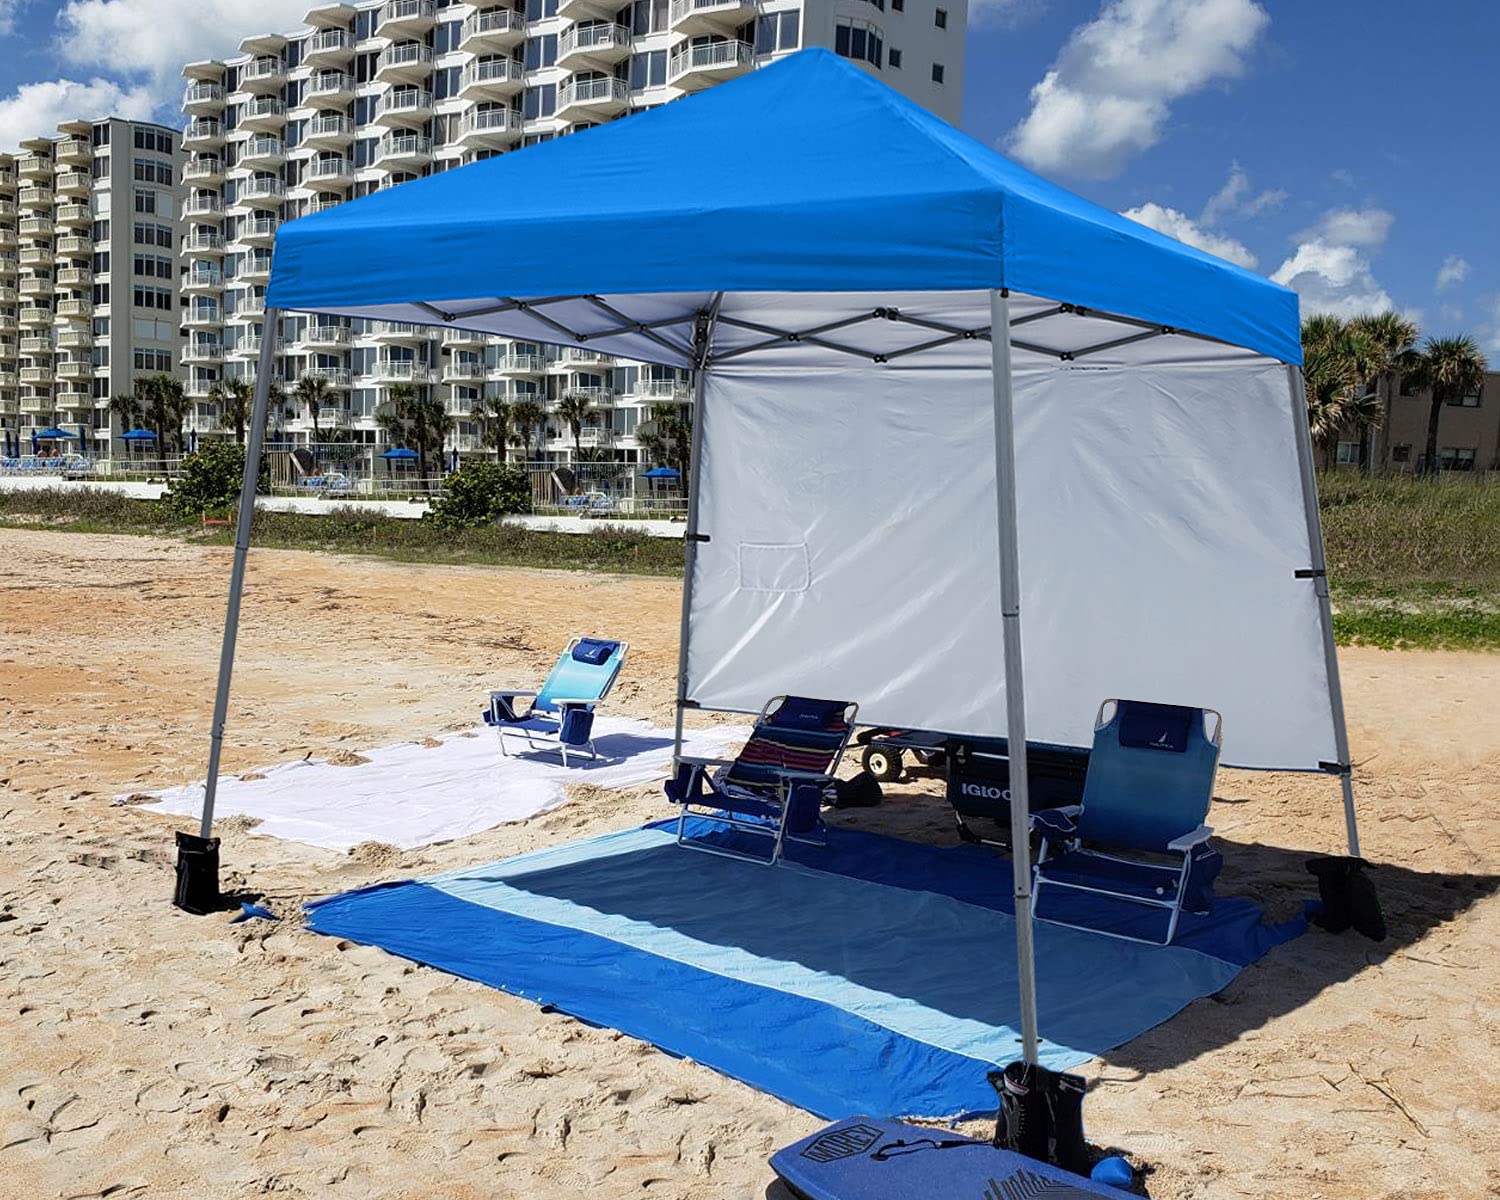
3 472 1498 648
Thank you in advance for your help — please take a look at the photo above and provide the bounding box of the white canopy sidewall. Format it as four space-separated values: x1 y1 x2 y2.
685 352 1336 771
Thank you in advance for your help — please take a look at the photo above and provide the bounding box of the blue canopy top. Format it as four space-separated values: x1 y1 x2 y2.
268 50 1299 364
121 428 157 441
33 427 78 439
382 446 418 460
642 467 681 479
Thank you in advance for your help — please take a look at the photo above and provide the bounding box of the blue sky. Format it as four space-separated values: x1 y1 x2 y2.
0 0 1492 349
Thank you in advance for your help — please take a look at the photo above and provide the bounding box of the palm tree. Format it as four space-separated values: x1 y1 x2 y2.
376 382 452 484
212 378 255 444
636 402 693 475
1347 311 1419 469
475 395 513 462
295 373 333 445
107 391 141 433
555 389 595 458
1299 317 1385 465
508 399 547 460
1405 335 1488 477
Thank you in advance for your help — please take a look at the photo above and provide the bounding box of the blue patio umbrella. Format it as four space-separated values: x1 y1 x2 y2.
34 427 78 439
642 466 680 479
382 446 418 460
121 428 157 441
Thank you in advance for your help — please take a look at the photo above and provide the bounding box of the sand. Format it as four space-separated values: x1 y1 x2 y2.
1 527 1497 1200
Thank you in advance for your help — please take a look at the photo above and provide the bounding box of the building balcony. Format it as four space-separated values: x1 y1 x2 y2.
184 194 225 217
19 308 53 328
494 353 548 375
235 216 279 246
240 56 286 93
56 298 92 320
461 7 526 51
303 27 354 67
184 119 225 148
20 394 53 412
185 267 225 292
455 106 522 149
55 171 91 198
669 0 757 33
0 230 16 251
239 96 287 133
557 23 632 71
443 329 489 345
19 186 53 210
306 72 355 105
375 42 435 85
369 360 431 383
0 371 15 390
0 284 15 304
556 75 630 123
56 137 92 166
367 320 430 343
575 427 616 448
311 406 354 429
56 267 91 288
305 368 353 389
237 254 273 283
443 360 489 382
0 198 14 218
183 413 224 434
0 255 18 277
56 360 91 381
238 135 285 167
184 82 226 113
18 247 53 268
376 0 437 38
18 154 52 181
56 328 91 350
184 155 225 184
185 377 222 399
18 277 54 300
305 155 355 188
374 133 433 171
668 38 754 91
183 341 225 364
296 323 351 349
19 335 54 354
557 384 615 405
19 366 50 384
232 334 262 357
18 215 52 238
557 346 614 368
558 0 621 21
235 178 285 206
374 88 434 127
233 297 266 319
54 203 91 228
458 56 525 99
302 113 354 150
54 236 91 259
185 306 224 328
185 231 226 255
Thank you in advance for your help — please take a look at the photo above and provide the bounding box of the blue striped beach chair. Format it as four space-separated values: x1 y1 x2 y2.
666 695 858 865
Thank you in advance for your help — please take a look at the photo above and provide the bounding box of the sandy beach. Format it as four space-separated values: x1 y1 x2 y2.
2 527 1497 1199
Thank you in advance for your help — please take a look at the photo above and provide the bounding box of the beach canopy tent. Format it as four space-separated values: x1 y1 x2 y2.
202 49 1360 1065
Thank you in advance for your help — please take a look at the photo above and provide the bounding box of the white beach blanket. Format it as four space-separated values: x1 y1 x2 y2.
133 718 751 852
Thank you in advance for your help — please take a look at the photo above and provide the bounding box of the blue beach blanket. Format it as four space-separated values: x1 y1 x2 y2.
307 820 1303 1118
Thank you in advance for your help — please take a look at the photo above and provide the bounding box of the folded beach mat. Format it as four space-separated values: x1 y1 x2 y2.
772 1117 1122 1199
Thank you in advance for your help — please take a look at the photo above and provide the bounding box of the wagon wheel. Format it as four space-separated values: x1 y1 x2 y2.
861 745 904 782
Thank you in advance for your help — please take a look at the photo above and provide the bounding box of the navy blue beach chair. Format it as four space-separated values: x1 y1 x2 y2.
666 695 858 865
483 636 628 766
1032 699 1222 945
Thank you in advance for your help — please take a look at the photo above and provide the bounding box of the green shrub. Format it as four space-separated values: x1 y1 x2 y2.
427 462 532 528
163 440 263 519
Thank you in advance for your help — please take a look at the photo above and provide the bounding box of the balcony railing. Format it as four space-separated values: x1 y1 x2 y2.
557 75 629 111
378 0 437 29
375 133 433 165
184 82 225 106
305 28 353 57
297 325 352 347
458 107 519 138
370 360 431 381
184 156 224 181
185 232 226 253
559 22 630 59
495 353 548 373
237 179 285 201
463 7 523 45
184 119 224 141
242 56 286 84
377 42 434 74
305 113 353 141
307 72 355 98
377 90 433 119
460 58 523 91
184 195 225 216
186 268 224 288
669 38 753 81
241 97 287 124
240 135 286 160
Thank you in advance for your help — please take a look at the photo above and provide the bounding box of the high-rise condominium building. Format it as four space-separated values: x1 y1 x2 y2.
180 0 965 465
0 119 184 456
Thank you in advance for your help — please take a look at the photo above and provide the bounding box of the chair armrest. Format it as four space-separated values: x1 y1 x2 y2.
489 688 538 700
550 697 601 708
1167 825 1214 852
676 755 738 771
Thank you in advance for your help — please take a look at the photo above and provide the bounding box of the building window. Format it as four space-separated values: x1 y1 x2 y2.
934 6 946 26
1449 391 1482 408
1334 441 1361 466
132 188 158 214
1438 447 1477 471
889 47 902 68
892 0 903 10
835 19 883 68
754 10 800 54
1390 444 1410 464
133 285 174 311
133 158 174 184
931 61 944 83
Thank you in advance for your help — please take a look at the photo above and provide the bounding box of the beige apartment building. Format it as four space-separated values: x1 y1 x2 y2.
0 119 184 458
1334 369 1499 474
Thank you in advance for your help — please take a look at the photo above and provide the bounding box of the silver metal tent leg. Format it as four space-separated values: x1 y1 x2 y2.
1286 364 1361 856
198 309 281 840
991 289 1040 1065
671 304 719 761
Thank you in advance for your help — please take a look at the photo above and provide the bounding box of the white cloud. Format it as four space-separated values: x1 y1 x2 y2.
1199 160 1285 225
0 1 23 35
1270 241 1394 319
1121 201 1258 268
0 77 156 151
1295 206 1393 249
55 0 315 104
1005 0 1270 179
1435 255 1471 292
